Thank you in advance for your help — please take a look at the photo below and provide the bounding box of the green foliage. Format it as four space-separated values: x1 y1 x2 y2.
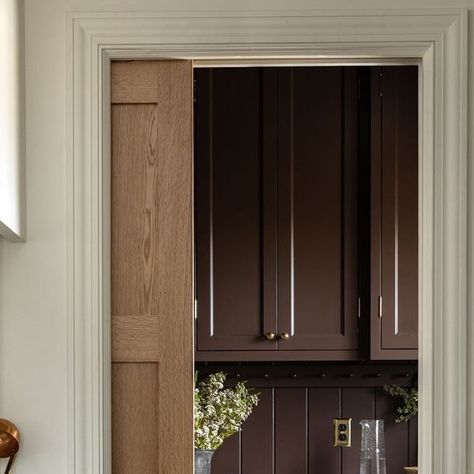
194 372 260 450
384 384 418 423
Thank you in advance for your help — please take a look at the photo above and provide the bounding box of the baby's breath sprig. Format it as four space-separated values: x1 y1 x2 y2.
195 372 259 450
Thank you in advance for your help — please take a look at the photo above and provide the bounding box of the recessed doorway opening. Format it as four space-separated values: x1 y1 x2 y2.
69 11 468 474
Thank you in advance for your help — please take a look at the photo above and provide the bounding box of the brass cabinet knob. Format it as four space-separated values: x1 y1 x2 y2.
280 332 290 340
266 332 276 341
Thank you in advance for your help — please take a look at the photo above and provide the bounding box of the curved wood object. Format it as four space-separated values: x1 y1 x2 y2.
0 420 20 474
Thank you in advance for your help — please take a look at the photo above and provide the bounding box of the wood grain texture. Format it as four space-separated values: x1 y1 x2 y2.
112 104 159 317
111 60 193 474
111 61 159 104
112 363 160 474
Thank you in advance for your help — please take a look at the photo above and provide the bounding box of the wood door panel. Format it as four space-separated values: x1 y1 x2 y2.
195 68 278 351
111 60 193 474
112 104 160 317
278 67 359 351
371 66 418 359
112 363 160 474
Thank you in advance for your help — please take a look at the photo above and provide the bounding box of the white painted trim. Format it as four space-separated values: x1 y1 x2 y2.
68 10 468 474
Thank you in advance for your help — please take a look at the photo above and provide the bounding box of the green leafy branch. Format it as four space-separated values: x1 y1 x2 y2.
384 384 418 423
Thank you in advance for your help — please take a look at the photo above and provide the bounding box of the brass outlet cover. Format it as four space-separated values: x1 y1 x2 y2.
333 418 351 448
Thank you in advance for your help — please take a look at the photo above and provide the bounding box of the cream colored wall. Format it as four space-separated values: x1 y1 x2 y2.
0 0 25 240
0 0 472 473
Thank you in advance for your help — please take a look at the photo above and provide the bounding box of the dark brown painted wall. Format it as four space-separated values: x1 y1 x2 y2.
198 364 417 474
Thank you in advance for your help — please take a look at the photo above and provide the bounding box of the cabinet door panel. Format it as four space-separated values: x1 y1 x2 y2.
277 67 359 352
371 66 418 359
195 68 278 351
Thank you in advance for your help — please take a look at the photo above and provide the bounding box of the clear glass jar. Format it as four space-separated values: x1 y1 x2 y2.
359 420 387 474
195 449 215 474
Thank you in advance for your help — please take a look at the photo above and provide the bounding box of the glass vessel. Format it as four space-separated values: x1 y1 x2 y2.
195 449 215 474
359 420 387 474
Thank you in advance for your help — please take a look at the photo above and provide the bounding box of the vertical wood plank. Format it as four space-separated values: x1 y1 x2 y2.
375 387 409 474
242 388 274 474
154 60 194 473
275 389 308 474
308 388 341 473
408 416 418 467
111 60 193 474
212 432 241 474
341 388 375 473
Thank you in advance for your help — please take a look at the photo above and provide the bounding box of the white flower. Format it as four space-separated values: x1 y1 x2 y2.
194 372 260 450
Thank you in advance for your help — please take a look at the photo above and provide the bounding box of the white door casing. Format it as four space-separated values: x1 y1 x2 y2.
68 10 467 474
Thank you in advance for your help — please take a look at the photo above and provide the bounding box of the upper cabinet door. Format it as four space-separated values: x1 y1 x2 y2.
371 66 419 359
195 68 278 351
277 68 359 354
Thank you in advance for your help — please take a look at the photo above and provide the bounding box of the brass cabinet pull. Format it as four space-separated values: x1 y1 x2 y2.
280 332 290 340
265 332 276 341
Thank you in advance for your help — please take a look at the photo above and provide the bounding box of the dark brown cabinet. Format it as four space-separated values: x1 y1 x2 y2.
195 66 418 362
370 66 419 359
276 68 359 354
195 67 359 361
195 68 273 353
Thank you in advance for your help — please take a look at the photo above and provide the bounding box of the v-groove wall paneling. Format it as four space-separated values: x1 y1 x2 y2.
195 67 359 361
198 364 418 474
111 61 193 474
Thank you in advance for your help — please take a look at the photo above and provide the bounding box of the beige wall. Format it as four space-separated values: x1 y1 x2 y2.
0 0 472 472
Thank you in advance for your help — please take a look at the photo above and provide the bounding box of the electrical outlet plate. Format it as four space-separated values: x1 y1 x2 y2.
333 418 352 447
